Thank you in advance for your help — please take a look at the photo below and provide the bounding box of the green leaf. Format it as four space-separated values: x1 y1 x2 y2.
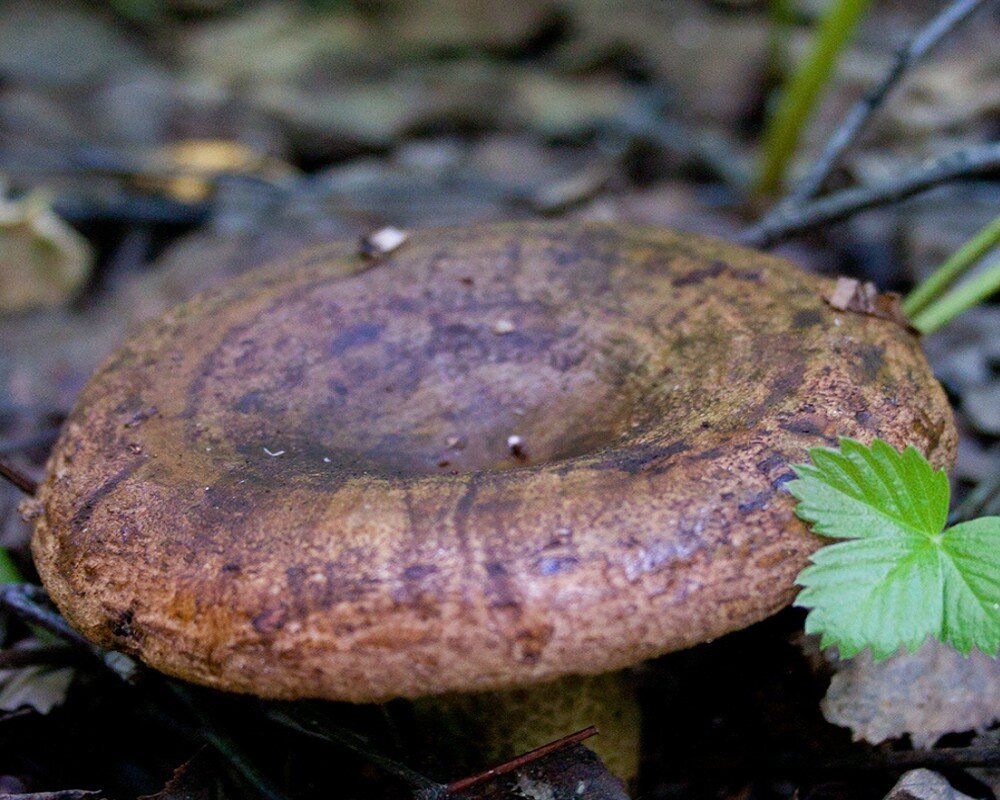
789 437 1000 659
939 518 1000 656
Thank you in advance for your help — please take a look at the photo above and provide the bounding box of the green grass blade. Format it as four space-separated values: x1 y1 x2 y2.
911 256 1000 334
754 0 873 198
904 212 1000 320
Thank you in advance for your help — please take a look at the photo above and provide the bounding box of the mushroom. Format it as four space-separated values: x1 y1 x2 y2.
31 222 956 780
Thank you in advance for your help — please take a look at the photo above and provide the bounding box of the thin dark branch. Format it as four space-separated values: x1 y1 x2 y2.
0 584 142 684
827 745 1000 772
0 585 90 647
443 726 599 795
655 743 1000 780
0 458 38 496
784 0 991 205
740 142 1000 248
0 644 77 670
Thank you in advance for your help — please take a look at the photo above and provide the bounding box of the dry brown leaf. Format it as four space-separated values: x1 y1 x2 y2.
136 139 298 203
827 277 879 313
0 192 91 312
0 661 74 716
821 639 1000 748
825 277 912 330
883 769 975 800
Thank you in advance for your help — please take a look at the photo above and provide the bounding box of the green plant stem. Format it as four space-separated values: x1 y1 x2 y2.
904 213 1000 317
911 258 1000 334
754 0 873 198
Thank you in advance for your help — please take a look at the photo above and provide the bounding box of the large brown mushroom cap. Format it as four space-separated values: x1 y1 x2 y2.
33 222 955 702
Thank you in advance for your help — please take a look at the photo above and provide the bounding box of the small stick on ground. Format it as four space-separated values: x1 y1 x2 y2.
740 142 1000 248
0 643 77 670
0 456 38 496
0 584 142 683
0 585 90 647
666 743 1000 778
783 0 991 206
441 726 599 796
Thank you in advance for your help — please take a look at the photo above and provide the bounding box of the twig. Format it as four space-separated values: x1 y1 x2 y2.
827 745 1000 772
0 585 90 647
440 726 599 796
0 584 141 683
266 705 442 792
652 743 1000 781
0 643 77 670
740 142 1000 248
784 0 991 205
0 457 38 496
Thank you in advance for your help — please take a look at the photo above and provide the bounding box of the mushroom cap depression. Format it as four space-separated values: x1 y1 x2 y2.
33 222 956 702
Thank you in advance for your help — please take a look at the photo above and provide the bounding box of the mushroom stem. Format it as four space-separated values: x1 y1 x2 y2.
411 670 641 783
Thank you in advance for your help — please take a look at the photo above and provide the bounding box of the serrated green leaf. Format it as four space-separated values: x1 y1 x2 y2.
789 438 950 540
940 518 1000 656
790 437 1000 659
